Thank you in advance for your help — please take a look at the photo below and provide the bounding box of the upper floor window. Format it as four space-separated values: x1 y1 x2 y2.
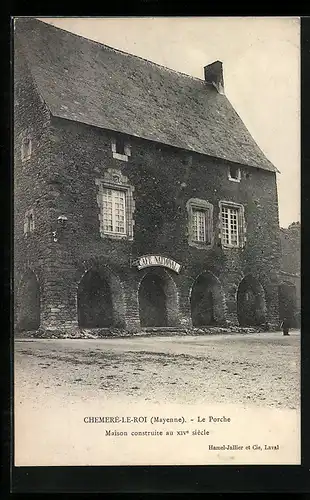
186 198 213 248
102 188 126 235
192 209 208 243
96 169 135 240
219 201 245 248
111 137 131 162
24 209 35 235
228 165 241 182
21 136 32 162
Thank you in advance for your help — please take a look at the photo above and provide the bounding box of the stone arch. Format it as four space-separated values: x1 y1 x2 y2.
77 265 126 328
138 268 179 327
237 275 267 326
16 268 40 331
278 280 297 326
190 271 226 326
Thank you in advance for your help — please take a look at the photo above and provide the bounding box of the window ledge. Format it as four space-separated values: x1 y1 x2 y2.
221 243 243 249
112 152 128 162
100 232 132 241
189 240 212 250
228 176 241 183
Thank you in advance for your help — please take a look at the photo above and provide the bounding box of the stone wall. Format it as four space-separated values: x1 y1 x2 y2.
14 43 53 329
278 223 300 326
280 223 300 276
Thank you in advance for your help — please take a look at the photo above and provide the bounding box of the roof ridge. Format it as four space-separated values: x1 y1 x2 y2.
34 18 206 84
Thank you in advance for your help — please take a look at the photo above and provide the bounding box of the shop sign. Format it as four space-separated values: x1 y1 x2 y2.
132 255 181 274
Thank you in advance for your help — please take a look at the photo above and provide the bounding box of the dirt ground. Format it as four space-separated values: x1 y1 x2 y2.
14 331 300 410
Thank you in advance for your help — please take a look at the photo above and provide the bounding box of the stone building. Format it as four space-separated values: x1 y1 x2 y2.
14 18 283 334
278 222 300 326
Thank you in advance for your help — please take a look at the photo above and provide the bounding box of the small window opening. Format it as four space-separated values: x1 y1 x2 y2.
111 137 131 161
228 165 241 182
24 210 35 235
115 138 125 155
29 213 34 232
21 137 32 162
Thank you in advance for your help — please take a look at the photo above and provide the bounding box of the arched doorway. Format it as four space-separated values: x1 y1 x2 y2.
278 282 297 326
237 275 266 326
138 269 179 327
190 272 225 326
77 270 114 328
17 269 40 331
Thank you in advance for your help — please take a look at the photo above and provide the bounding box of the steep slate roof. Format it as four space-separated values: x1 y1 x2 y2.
15 18 277 172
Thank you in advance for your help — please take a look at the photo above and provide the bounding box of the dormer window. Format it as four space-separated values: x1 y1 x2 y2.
21 136 32 162
228 165 241 182
111 137 131 162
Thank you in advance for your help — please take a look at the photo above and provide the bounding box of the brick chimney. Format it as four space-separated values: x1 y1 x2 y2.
204 61 224 95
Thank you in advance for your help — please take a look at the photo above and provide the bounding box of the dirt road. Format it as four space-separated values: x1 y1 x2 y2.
15 331 300 410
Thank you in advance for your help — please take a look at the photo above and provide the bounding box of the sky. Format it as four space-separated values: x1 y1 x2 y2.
40 17 300 228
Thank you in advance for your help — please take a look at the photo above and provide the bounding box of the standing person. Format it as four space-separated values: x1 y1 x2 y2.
281 317 290 336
